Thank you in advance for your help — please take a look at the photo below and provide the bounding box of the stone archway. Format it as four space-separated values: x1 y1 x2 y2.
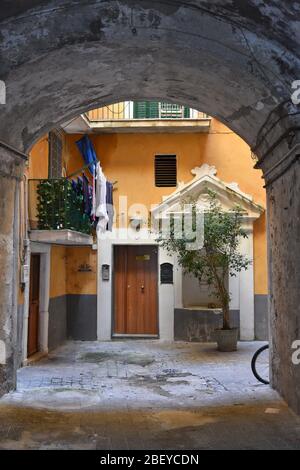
0 0 300 413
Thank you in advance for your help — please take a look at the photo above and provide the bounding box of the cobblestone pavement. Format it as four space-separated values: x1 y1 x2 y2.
0 340 300 449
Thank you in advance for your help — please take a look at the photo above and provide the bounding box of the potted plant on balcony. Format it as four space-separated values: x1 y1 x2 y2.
157 190 251 351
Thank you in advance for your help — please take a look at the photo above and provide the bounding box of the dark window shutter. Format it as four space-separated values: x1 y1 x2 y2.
155 155 177 187
48 130 62 179
184 107 190 118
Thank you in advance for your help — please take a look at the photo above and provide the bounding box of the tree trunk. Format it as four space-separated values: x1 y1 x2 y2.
211 265 230 330
222 303 230 330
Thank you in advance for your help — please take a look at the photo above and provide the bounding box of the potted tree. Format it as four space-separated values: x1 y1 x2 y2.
158 190 251 352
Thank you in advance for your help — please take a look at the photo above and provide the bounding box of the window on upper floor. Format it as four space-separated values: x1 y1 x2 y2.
133 101 190 119
134 101 160 119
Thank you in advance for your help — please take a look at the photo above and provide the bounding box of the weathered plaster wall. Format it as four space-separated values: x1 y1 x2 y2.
0 146 25 395
267 158 300 414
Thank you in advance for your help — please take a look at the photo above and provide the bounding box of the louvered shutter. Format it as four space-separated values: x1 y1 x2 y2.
133 101 147 118
148 101 159 118
184 107 190 118
155 155 177 187
133 101 159 119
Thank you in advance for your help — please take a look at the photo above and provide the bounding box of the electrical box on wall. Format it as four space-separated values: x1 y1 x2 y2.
102 264 110 281
21 264 30 284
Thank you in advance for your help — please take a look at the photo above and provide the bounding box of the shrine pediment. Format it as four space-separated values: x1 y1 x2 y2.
152 164 264 220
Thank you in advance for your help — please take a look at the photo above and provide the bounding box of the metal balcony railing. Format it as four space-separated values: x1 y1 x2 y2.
85 101 209 122
28 179 93 235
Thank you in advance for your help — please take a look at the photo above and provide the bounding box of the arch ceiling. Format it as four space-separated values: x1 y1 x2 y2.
0 0 299 154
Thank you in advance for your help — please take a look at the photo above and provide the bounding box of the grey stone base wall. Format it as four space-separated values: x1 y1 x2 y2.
48 296 67 351
254 294 269 340
175 297 269 343
67 295 97 341
47 295 268 348
48 294 97 350
174 308 240 342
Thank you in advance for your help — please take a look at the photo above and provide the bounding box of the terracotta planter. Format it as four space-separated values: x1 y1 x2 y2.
215 328 238 352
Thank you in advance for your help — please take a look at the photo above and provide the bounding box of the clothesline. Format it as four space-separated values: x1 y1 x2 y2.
66 162 94 179
65 163 118 186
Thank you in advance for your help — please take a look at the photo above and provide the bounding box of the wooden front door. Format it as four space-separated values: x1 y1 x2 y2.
27 254 40 357
114 245 158 336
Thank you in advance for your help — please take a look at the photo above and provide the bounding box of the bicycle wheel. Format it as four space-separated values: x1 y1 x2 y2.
251 344 270 385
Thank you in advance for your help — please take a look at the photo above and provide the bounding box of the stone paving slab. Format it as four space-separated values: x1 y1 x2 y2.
0 340 300 449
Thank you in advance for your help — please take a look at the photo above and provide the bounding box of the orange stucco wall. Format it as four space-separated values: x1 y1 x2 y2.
28 118 268 296
66 247 97 295
64 119 266 209
50 246 67 298
253 214 268 295
50 246 97 298
28 135 49 179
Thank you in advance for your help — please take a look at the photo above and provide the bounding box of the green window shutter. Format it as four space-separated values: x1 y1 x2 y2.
147 101 159 119
184 107 190 118
133 101 159 119
133 101 147 119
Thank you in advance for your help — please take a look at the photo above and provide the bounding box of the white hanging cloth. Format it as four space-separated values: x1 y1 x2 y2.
94 162 109 234
91 163 96 221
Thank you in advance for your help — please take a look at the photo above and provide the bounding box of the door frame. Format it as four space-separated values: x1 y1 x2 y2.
27 253 40 357
112 244 159 338
97 231 176 342
22 242 51 364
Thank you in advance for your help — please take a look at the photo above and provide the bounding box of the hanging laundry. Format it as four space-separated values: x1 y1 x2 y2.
95 162 109 233
106 181 114 231
76 135 98 176
88 185 93 218
91 163 96 221
71 179 77 192
82 173 91 215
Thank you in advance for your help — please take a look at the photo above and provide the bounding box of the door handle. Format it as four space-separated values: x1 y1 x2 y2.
141 285 145 293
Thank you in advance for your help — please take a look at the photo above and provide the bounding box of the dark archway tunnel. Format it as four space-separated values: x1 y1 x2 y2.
0 0 300 414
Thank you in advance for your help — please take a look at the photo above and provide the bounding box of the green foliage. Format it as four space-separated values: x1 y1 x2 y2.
36 179 92 235
158 190 251 329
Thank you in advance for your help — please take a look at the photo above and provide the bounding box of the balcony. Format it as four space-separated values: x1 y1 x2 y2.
62 101 211 134
28 179 93 246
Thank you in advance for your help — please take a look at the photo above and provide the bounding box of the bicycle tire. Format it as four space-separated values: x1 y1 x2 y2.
251 344 270 385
